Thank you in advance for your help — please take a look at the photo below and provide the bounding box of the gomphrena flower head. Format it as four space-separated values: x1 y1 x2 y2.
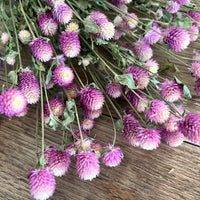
64 83 79 99
196 78 200 95
143 59 159 75
80 87 105 111
158 78 183 102
188 24 199 42
38 11 58 36
89 11 107 20
174 0 190 5
53 65 74 86
123 12 138 30
113 15 125 40
76 150 100 181
106 81 122 98
74 129 88 140
144 24 162 44
102 144 123 167
65 22 80 33
145 99 170 124
82 107 102 119
81 118 94 130
53 3 73 24
1 32 9 45
188 11 200 27
126 66 150 89
18 30 31 44
133 40 153 62
161 129 184 147
165 27 190 52
42 146 56 165
46 0 65 7
0 88 27 118
48 149 71 177
190 62 200 79
6 55 16 66
109 0 132 5
90 142 103 157
166 1 180 14
18 67 40 104
30 38 53 62
127 90 148 113
179 113 200 145
29 167 56 200
59 31 81 58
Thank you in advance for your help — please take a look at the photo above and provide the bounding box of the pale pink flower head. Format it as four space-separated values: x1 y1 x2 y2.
53 65 74 86
64 83 79 99
143 59 159 75
161 129 184 147
46 0 65 7
6 55 16 66
1 32 9 45
179 113 200 145
190 62 200 79
133 40 153 62
123 13 138 30
0 88 27 118
188 24 199 42
109 0 132 5
165 27 190 52
48 149 71 177
188 11 200 27
166 1 180 14
80 87 104 111
38 11 58 36
30 38 53 62
76 150 100 181
81 118 94 130
18 67 40 104
136 127 161 150
82 107 102 119
145 100 170 124
65 22 80 33
195 78 200 95
174 0 190 5
59 31 81 58
18 30 31 44
126 66 150 89
106 81 122 98
75 138 93 152
90 142 103 157
29 167 56 200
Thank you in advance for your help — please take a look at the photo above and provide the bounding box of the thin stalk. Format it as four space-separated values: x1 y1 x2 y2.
4 62 8 89
131 89 148 105
37 0 43 8
35 103 39 158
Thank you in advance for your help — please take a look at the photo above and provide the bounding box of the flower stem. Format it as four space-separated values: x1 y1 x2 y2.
35 103 39 158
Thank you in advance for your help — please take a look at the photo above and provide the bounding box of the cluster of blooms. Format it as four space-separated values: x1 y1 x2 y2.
1 0 200 199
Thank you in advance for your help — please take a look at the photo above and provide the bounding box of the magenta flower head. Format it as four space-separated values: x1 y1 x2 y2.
38 11 58 36
18 67 40 104
76 150 100 181
179 113 200 145
165 27 190 52
81 118 94 130
82 107 102 119
196 78 200 95
188 11 200 27
136 127 161 150
60 31 81 58
0 88 27 118
53 65 74 86
190 62 200 79
18 30 31 44
64 83 79 99
158 78 183 102
174 0 190 5
133 40 153 62
143 59 159 75
109 0 132 5
161 129 184 147
123 13 138 30
145 100 170 124
106 81 122 98
80 87 105 111
102 144 123 167
48 149 71 177
144 24 162 45
188 24 199 42
29 167 56 200
1 32 9 45
126 66 150 89
46 0 65 7
53 3 73 24
166 1 180 14
30 38 53 62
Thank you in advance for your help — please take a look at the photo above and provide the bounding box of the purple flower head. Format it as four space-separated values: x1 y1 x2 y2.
190 62 200 79
82 107 102 119
188 24 199 42
188 11 200 27
81 118 94 130
174 0 190 5
143 59 159 75
64 83 79 99
166 1 180 14
106 81 122 98
196 78 200 95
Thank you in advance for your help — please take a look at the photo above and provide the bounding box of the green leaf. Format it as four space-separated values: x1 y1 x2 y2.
45 68 52 85
172 17 193 29
115 119 124 130
101 147 111 156
78 0 89 9
62 101 75 128
95 38 108 45
84 18 100 34
159 59 179 73
115 74 137 90
8 70 18 85
35 64 45 72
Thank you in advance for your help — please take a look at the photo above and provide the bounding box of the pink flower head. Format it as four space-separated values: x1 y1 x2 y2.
102 144 123 167
165 27 190 52
188 24 199 42
59 31 81 58
158 79 183 102
53 3 73 24
136 127 161 150
18 30 31 44
81 118 94 130
30 38 53 62
74 129 88 140
80 87 104 111
179 113 200 145
64 83 79 99
53 65 74 86
46 0 65 7
6 55 16 66
127 90 148 113
106 81 122 98
89 11 107 20
123 13 138 30
109 0 132 6
133 40 153 61
65 144 76 156
196 78 200 95
174 0 190 5
1 32 9 44
126 66 150 89
29 167 56 200
42 146 56 165
38 11 58 36
90 142 103 157
143 59 159 75
161 129 184 147
145 100 170 124
76 150 100 181
166 1 180 14
75 138 93 152
82 107 102 119
190 62 200 79
0 88 27 117
144 24 162 45
48 149 71 177
188 11 200 27
18 67 40 104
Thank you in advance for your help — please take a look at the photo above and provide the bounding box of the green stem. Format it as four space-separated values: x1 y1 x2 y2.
35 103 39 158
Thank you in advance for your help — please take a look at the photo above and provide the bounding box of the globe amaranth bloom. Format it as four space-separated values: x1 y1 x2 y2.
174 0 190 5
188 11 200 27
143 59 159 75
166 1 180 14
106 81 122 98
18 30 31 44
81 118 94 130
1 32 9 45
190 62 200 79
46 0 65 7
196 78 200 95
82 107 102 119
188 24 199 42
6 55 16 66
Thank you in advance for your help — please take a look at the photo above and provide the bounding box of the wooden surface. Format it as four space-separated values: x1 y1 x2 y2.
1 6 200 200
